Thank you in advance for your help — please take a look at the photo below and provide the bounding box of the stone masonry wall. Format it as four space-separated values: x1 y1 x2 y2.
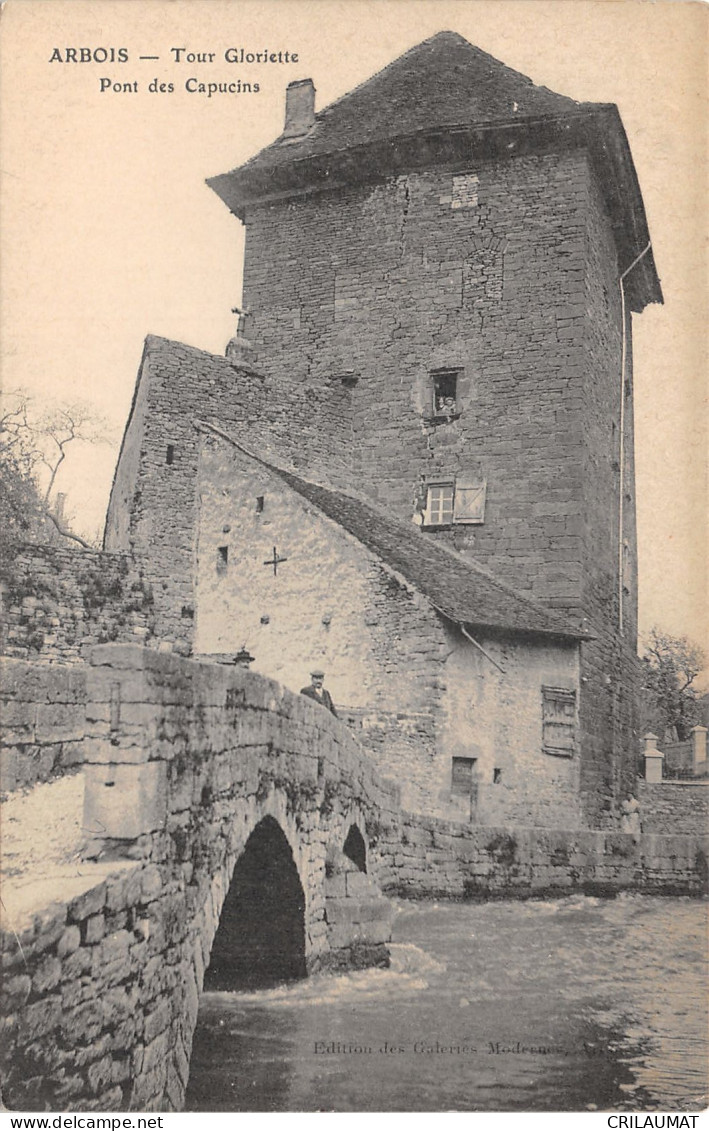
193 435 581 825
242 154 591 612
1 545 156 665
577 163 641 822
240 149 640 824
0 659 88 792
373 815 708 901
193 436 447 814
104 335 355 654
636 781 709 838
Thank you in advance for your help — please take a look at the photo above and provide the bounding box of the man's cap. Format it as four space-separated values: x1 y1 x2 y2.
310 668 325 677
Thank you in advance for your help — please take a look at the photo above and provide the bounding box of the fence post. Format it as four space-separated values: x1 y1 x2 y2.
691 725 707 774
643 733 664 783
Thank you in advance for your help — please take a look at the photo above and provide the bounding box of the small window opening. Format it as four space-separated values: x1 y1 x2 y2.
432 369 460 418
343 825 367 873
256 496 265 513
217 546 229 574
493 768 502 784
166 444 175 465
451 756 477 796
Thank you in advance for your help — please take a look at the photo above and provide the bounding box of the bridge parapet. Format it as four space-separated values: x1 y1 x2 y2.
1 645 401 1112
81 643 400 863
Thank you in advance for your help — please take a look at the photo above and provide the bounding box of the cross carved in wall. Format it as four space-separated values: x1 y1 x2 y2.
263 546 288 576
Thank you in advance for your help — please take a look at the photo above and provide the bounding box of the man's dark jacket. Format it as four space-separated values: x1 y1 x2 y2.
300 685 338 717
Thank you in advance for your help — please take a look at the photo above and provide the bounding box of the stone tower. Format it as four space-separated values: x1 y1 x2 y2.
207 32 662 822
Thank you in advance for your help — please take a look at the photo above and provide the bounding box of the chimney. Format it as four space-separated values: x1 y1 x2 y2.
283 78 315 138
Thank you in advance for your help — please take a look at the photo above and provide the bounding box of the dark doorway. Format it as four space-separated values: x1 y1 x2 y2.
343 824 367 873
204 816 307 990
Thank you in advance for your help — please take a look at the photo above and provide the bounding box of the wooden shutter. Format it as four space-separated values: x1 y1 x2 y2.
453 479 487 524
542 687 576 757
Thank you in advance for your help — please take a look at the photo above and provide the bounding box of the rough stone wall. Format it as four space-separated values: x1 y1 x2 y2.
0 659 89 791
440 627 581 828
636 781 709 837
324 848 394 969
574 163 642 824
241 150 642 824
373 815 708 901
1 545 156 664
193 435 448 814
242 154 590 611
193 436 581 824
104 336 355 654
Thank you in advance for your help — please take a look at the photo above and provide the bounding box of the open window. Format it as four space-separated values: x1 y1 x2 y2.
431 368 461 419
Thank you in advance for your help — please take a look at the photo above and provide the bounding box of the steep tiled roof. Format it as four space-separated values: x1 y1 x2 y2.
199 421 588 642
208 31 661 311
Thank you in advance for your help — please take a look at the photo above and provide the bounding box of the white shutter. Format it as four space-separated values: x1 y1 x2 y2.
453 479 486 524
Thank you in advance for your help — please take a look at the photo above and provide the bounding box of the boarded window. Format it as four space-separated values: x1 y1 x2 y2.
542 686 577 757
451 756 477 795
334 272 361 320
425 484 455 526
453 479 487 524
451 173 479 209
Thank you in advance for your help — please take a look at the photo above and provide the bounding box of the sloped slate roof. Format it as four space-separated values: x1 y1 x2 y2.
242 32 581 172
208 31 661 311
199 421 587 642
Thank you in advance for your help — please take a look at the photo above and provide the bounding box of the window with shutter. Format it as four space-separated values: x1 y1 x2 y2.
420 477 487 528
451 756 477 795
542 686 577 757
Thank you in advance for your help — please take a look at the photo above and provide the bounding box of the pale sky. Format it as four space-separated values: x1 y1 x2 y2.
1 0 706 651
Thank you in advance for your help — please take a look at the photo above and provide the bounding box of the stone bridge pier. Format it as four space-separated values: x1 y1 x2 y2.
1 645 399 1112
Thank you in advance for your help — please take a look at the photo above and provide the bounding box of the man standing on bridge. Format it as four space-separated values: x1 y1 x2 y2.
300 669 338 717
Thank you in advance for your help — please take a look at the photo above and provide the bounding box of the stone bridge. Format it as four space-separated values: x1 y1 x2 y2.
1 646 707 1112
0 645 399 1111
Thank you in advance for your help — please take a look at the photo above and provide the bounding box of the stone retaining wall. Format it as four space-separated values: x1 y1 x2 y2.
1 545 156 664
636 780 709 838
374 815 708 900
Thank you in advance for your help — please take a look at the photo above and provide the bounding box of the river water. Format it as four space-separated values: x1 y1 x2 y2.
185 894 708 1112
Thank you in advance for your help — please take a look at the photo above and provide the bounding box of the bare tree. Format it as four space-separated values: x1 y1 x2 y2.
0 390 114 550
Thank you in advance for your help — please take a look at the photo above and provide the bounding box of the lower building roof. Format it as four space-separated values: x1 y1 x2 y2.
198 420 590 644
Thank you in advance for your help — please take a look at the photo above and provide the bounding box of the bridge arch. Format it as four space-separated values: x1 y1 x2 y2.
204 815 307 990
